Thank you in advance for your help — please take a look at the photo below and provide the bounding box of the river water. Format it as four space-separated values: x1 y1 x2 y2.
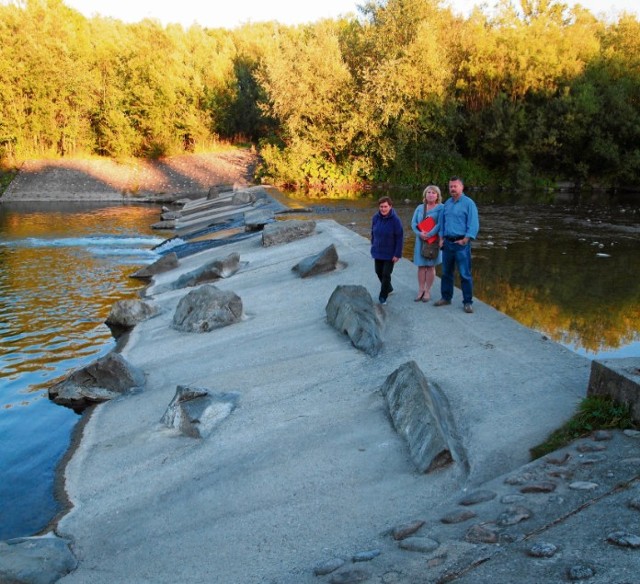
0 190 638 540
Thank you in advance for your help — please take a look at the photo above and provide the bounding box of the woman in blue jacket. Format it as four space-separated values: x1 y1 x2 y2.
370 196 404 305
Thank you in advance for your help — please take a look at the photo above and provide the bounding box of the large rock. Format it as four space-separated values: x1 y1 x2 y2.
262 220 316 247
587 357 640 423
292 244 341 278
172 252 241 289
172 284 243 333
160 385 240 438
244 208 274 231
232 186 269 205
0 535 77 584
207 183 235 199
325 285 383 356
160 210 182 221
381 360 464 473
48 352 146 411
130 252 179 279
105 299 159 338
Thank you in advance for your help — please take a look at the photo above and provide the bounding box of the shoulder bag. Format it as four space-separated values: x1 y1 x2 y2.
420 205 440 260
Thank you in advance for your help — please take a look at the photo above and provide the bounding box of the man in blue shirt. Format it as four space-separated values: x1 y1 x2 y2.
434 176 480 313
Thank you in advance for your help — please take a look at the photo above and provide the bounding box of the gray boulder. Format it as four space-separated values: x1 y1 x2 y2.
130 252 179 280
262 220 316 247
48 352 146 411
207 183 235 199
292 244 341 278
232 189 257 205
151 220 176 230
381 360 464 473
160 385 240 438
172 285 243 333
244 208 274 231
325 285 383 356
0 535 77 584
232 186 269 205
160 210 182 221
105 299 159 337
172 252 241 289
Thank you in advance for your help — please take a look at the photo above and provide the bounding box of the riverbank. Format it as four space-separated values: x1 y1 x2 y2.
0 149 259 201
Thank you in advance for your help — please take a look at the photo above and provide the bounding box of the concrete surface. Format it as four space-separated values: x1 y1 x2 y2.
45 220 640 584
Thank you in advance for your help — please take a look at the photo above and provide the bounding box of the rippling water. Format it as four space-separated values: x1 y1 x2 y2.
0 202 167 539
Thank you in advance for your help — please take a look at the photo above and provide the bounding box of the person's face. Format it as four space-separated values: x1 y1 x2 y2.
425 189 438 203
449 180 463 199
379 202 392 216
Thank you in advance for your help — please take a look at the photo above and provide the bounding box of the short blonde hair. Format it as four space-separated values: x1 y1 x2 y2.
422 185 442 204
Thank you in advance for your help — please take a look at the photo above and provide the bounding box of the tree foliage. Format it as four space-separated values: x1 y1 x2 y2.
1 0 640 191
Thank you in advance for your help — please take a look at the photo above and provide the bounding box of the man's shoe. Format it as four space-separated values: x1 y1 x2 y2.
379 296 387 305
463 303 474 313
433 299 451 307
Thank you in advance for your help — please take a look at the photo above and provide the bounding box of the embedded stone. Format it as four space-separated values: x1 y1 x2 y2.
48 352 145 411
244 208 274 230
172 252 241 289
496 505 532 526
292 244 340 278
440 510 476 524
161 210 182 221
520 482 557 493
504 472 535 485
607 531 640 548
130 252 179 279
578 454 607 465
398 536 439 553
172 285 243 333
0 535 77 584
314 558 345 576
465 525 499 544
527 543 558 558
567 565 595 580
392 520 425 540
207 183 235 199
325 285 383 357
380 360 457 473
569 481 599 491
160 385 239 439
262 219 316 247
105 299 158 336
546 452 571 465
577 442 607 453
458 490 497 506
352 549 381 562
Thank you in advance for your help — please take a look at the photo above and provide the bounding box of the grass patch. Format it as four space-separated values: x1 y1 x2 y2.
530 395 639 460
0 165 18 196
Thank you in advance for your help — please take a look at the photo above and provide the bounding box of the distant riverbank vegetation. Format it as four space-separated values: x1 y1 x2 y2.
1 0 640 194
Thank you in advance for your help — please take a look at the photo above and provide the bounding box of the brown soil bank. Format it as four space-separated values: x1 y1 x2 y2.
0 149 259 202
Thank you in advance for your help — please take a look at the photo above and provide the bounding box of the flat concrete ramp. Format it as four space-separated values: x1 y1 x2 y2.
56 220 591 583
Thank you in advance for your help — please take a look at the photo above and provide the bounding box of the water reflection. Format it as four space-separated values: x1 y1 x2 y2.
0 202 166 539
283 189 640 357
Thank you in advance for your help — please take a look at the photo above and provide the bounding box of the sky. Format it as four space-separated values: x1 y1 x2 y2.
61 0 640 29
